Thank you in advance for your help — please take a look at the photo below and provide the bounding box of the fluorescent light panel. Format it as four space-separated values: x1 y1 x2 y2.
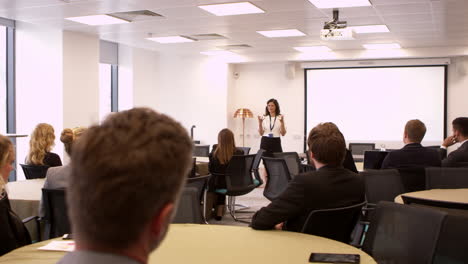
65 14 129 25
198 2 265 16
363 43 401 50
294 46 331 52
351 25 390 34
146 36 195 43
307 0 371 9
257 29 306 38
200 50 237 56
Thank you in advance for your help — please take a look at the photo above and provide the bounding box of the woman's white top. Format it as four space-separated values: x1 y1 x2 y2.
261 115 283 138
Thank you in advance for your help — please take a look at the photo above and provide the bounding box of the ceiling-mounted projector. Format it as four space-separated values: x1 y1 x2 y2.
320 9 355 40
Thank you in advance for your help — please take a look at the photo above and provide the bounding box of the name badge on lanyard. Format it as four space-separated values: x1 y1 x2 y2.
269 115 277 138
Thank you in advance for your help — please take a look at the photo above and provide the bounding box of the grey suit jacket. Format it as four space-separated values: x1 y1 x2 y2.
57 251 140 264
39 164 71 217
442 141 468 167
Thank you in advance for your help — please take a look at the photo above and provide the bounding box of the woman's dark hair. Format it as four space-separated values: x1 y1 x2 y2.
264 98 281 116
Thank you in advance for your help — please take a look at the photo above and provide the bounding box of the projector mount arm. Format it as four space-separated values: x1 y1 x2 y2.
323 9 347 30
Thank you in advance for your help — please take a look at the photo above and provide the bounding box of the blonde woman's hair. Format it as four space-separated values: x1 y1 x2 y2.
0 135 13 189
27 123 56 165
61 126 87 155
214 128 237 165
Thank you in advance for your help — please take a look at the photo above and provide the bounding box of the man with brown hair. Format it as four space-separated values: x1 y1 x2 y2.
57 108 193 264
250 122 364 232
381 119 441 169
441 117 468 167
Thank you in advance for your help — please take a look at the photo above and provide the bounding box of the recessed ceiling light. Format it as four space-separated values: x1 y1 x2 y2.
294 46 332 52
257 29 306 38
307 0 371 9
363 43 401 50
350 25 390 34
146 36 195 44
200 50 238 56
198 2 265 16
65 14 129 26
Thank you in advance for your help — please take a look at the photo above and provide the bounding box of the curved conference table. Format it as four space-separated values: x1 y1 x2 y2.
0 224 376 264
394 188 468 204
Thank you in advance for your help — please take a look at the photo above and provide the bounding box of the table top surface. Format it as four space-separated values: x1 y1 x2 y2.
395 188 468 204
0 224 376 264
6 179 45 201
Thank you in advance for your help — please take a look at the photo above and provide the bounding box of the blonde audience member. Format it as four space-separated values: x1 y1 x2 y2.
26 123 62 167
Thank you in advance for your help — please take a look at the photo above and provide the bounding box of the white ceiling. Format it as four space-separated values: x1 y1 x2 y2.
2 0 468 62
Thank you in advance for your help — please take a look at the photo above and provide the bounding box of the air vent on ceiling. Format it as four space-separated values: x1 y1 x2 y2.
218 44 252 50
189 34 227 40
109 10 163 22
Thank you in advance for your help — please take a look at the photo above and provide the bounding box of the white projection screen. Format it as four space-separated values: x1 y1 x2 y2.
305 66 446 150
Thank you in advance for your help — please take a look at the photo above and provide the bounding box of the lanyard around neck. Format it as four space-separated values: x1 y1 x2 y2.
269 115 277 131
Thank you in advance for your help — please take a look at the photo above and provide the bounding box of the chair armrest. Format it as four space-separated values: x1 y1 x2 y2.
22 215 39 224
22 215 42 242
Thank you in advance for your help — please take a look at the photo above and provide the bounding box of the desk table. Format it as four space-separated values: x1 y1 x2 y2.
395 188 468 204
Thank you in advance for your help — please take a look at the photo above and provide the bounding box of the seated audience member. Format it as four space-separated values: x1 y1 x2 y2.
0 135 31 255
250 122 365 232
208 128 243 220
381 119 441 169
26 123 62 167
38 127 87 217
441 117 468 167
56 108 192 264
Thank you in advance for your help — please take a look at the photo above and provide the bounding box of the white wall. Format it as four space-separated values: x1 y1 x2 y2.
228 63 305 153
15 22 64 180
117 44 134 111
133 54 229 146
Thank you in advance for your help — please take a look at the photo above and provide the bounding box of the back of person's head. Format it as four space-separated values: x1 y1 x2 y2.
214 128 236 165
68 107 193 251
27 123 55 165
60 127 87 155
404 119 426 143
307 122 346 167
452 117 468 137
0 135 13 188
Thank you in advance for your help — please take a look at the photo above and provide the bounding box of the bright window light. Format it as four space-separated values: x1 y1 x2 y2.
350 25 390 34
257 29 306 38
294 46 332 53
363 43 402 50
200 50 238 56
65 15 129 26
307 0 371 9
146 36 195 43
198 2 265 16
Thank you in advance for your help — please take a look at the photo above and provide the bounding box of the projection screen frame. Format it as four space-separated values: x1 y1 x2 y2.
303 65 448 152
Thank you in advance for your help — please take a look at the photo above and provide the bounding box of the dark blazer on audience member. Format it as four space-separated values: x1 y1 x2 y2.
442 141 468 167
380 143 441 169
208 148 244 189
43 152 62 167
250 166 365 232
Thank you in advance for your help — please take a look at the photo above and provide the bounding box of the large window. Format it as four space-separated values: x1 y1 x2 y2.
0 25 6 133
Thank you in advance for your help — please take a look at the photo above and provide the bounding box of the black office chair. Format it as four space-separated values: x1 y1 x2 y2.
363 150 389 170
262 157 292 201
452 162 468 168
426 167 468 189
349 143 375 162
300 202 366 243
361 169 405 206
398 167 427 192
239 147 251 155
433 214 468 263
186 174 211 223
426 145 447 160
172 187 204 224
0 197 33 256
252 149 265 187
20 164 50 179
214 155 256 222
42 188 71 239
193 145 210 157
272 152 301 178
362 201 447 264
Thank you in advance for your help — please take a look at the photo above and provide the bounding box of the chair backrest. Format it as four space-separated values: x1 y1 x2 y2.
272 152 301 177
363 150 389 170
452 162 468 168
362 201 447 264
252 149 265 186
426 145 447 160
301 202 366 243
361 169 404 204
193 145 210 157
186 174 211 204
0 198 31 256
433 214 468 263
263 157 292 201
398 167 426 192
225 154 256 196
42 188 70 239
402 195 468 211
239 147 251 155
426 167 468 189
20 164 50 179
172 187 204 224
349 143 375 155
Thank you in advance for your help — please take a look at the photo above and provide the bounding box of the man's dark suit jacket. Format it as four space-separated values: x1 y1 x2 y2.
442 141 468 167
250 166 365 232
380 143 441 169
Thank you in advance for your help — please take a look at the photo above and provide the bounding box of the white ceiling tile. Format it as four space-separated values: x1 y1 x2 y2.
375 3 432 15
